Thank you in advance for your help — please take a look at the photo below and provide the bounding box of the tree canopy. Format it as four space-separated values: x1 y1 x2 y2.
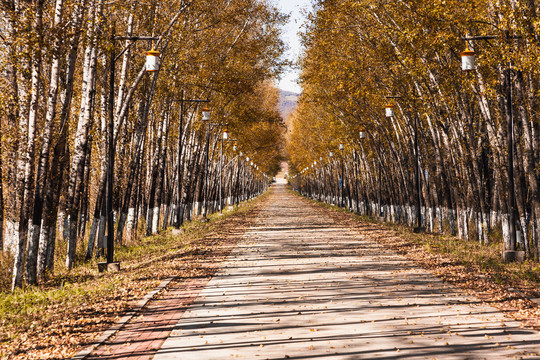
288 0 540 259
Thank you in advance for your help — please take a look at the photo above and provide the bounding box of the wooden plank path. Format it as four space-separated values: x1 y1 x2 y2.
87 183 540 359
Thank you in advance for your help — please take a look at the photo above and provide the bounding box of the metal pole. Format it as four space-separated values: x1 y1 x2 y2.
235 155 240 205
202 125 210 217
219 139 223 213
316 167 320 200
506 66 517 251
106 30 115 264
353 149 359 212
414 113 422 232
329 161 333 204
176 91 184 228
379 161 382 216
341 158 344 207
325 164 329 203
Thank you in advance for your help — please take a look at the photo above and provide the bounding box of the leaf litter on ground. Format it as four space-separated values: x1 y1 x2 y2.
0 192 268 360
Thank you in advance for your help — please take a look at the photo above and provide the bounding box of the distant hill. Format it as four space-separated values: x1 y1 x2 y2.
278 90 299 121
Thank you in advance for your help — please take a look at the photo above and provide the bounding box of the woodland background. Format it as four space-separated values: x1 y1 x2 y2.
0 0 287 291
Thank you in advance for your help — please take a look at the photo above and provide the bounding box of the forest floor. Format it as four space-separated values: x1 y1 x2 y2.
2 182 540 359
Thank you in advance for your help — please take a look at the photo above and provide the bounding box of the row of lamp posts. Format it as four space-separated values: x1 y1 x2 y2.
200 107 266 215
293 99 422 229
102 38 268 270
293 35 521 261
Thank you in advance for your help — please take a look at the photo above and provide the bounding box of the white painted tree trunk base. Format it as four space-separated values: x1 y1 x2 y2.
4 220 19 254
152 206 159 234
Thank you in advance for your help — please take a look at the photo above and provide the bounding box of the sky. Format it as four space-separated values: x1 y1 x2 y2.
273 0 313 94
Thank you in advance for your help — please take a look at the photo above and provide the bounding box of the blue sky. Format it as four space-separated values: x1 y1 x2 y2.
274 0 313 94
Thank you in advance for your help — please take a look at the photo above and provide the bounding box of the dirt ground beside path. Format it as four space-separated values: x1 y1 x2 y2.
0 192 267 360
154 183 539 359
79 199 268 360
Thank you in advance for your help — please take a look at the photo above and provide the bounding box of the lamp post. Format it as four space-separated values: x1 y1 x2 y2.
339 142 345 208
219 127 229 213
360 129 370 212
378 140 382 217
386 95 422 232
361 130 383 217
460 34 520 260
353 136 361 214
104 30 159 269
310 163 315 198
319 157 324 201
244 156 249 201
313 163 316 199
235 151 242 206
329 151 334 204
232 141 238 207
249 160 254 198
173 92 209 228
200 106 211 218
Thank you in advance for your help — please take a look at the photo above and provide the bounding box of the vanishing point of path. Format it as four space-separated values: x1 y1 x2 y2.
94 183 540 359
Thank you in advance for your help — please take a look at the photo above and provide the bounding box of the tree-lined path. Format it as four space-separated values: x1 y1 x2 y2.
88 181 539 359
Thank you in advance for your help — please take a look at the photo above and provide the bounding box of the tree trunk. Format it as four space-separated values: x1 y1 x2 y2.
26 0 65 285
3 0 21 254
154 112 170 232
146 111 166 236
78 133 93 238
65 0 102 269
0 129 4 252
13 0 44 290
36 0 86 280
117 97 151 241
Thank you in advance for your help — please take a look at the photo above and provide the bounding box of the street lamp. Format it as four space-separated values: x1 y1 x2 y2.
145 43 161 71
202 106 211 121
319 156 324 201
102 31 159 270
200 106 212 217
386 96 422 232
329 151 335 204
460 34 520 260
242 156 248 202
339 142 345 207
360 131 383 218
460 43 475 71
233 145 240 206
219 127 229 213
385 104 394 118
172 92 208 228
